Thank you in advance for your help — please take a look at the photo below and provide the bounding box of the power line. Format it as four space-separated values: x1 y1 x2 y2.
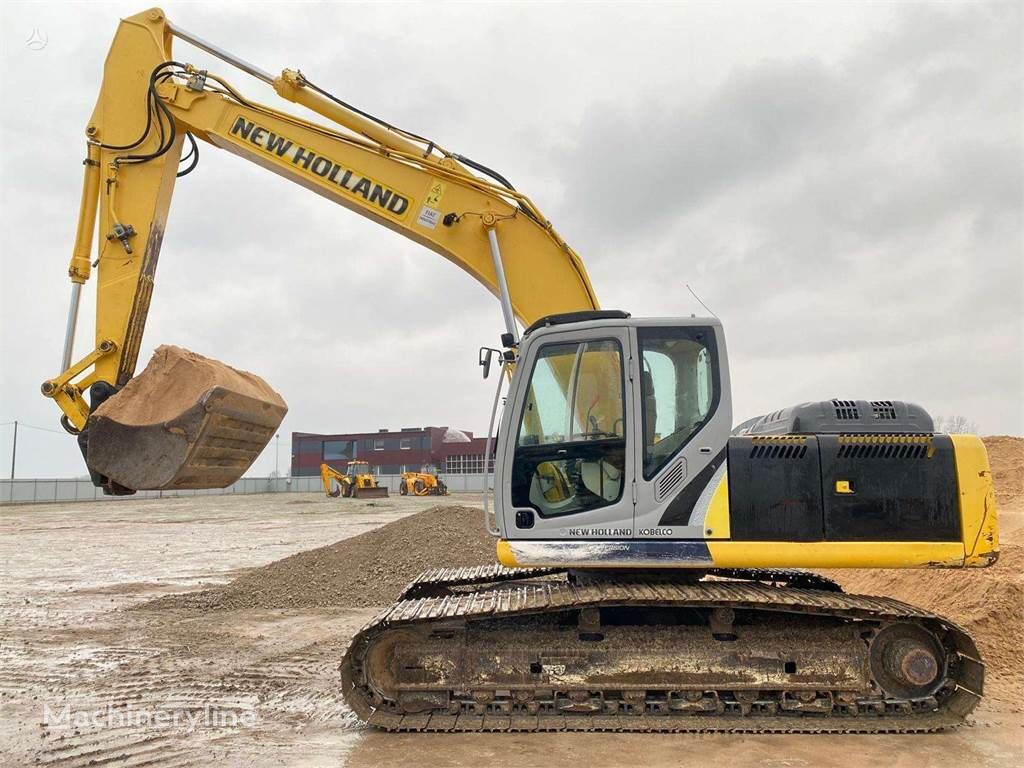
3 420 74 480
0 421 67 436
12 422 66 436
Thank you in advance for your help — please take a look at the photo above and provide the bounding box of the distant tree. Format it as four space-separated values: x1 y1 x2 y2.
933 414 978 434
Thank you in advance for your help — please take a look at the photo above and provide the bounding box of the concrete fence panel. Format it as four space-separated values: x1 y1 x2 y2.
1 474 492 505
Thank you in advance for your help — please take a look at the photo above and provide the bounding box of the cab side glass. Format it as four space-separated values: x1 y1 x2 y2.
638 327 720 480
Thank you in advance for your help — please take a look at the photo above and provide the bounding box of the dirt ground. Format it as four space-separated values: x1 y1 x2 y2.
2 444 1022 767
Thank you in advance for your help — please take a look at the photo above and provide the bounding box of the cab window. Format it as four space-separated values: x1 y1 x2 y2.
638 327 719 480
513 339 626 517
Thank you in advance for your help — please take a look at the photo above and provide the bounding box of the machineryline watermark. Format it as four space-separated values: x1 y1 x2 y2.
42 701 259 732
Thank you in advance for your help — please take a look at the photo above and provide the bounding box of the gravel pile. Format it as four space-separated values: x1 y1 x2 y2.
146 505 494 611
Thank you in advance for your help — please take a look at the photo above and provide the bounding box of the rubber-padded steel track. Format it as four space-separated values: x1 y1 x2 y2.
341 568 983 733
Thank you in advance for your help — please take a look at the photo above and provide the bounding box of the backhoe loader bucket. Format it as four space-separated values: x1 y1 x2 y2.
86 346 287 491
352 485 389 500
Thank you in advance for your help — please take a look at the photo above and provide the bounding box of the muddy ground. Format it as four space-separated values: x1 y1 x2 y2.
2 447 1022 767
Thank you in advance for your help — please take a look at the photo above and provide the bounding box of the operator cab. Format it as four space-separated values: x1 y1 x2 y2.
346 460 370 478
492 312 732 540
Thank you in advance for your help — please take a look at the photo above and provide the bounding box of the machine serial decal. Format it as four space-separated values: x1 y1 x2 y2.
230 117 410 218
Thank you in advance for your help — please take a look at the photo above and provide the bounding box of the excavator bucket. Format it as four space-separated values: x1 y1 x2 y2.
86 346 287 491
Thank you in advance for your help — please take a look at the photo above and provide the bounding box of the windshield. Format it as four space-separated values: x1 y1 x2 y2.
517 339 624 446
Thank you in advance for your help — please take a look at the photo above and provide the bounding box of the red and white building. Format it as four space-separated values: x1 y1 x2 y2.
290 426 495 477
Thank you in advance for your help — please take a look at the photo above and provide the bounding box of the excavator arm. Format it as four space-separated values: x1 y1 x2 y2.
43 8 599 491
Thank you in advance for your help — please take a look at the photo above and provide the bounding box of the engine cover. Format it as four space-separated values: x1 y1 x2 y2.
726 431 960 543
736 399 934 436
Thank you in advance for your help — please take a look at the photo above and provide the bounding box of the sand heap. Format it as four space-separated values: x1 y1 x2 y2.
94 345 285 426
982 435 1023 507
151 505 495 611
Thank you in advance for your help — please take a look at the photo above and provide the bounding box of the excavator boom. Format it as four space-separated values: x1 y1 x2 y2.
44 8 597 493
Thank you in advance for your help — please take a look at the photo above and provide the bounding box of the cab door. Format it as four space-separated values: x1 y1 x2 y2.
629 321 734 539
499 326 636 540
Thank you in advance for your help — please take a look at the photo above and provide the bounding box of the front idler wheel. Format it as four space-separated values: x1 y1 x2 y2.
869 623 946 700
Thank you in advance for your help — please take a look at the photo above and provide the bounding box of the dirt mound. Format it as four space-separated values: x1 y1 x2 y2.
982 435 1023 507
147 505 494 611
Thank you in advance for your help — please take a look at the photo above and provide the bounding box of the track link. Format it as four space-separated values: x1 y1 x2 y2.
341 568 982 733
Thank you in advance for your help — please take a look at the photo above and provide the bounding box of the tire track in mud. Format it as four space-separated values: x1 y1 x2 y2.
0 641 163 696
222 648 351 723
28 635 355 767
36 730 189 768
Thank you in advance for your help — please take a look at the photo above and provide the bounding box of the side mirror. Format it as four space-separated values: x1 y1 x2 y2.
479 347 494 379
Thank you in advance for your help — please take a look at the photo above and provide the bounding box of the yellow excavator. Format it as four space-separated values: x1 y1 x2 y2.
43 9 998 732
398 464 448 497
321 461 389 499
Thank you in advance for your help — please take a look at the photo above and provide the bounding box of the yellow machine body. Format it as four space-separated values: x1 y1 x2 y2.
321 461 389 499
399 466 449 496
496 434 999 570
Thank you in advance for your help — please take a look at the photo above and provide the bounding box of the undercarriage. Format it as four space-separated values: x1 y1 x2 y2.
340 566 983 733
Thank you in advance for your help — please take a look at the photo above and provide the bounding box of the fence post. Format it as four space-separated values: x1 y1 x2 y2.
9 420 16 480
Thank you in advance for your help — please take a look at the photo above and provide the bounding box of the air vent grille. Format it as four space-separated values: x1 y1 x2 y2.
656 460 685 500
749 444 808 460
836 434 933 459
832 399 860 420
749 435 809 460
870 400 897 420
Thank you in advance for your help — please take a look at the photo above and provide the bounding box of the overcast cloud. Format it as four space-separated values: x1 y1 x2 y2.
0 1 1020 479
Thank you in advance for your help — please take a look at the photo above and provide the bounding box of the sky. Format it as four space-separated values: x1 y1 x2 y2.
0 1 1020 479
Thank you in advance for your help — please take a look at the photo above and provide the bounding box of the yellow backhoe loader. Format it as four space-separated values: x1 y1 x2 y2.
42 8 998 732
398 464 448 497
321 461 389 499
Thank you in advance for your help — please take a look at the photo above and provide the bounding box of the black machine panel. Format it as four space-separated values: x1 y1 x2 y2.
818 434 960 542
737 399 934 436
726 431 961 543
727 437 824 541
